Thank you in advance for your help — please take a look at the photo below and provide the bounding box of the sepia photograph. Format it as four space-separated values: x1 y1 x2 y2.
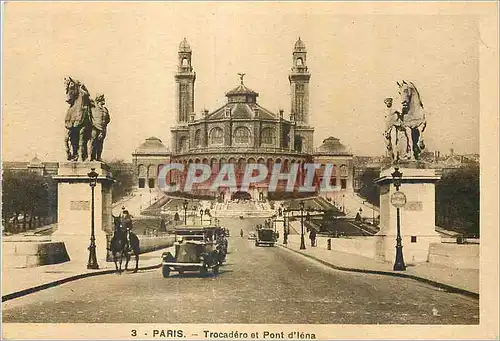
1 1 498 340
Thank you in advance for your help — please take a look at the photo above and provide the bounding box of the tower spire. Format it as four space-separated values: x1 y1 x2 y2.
237 72 246 84
289 37 311 125
175 38 196 124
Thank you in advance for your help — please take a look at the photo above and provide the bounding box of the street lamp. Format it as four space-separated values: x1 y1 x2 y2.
342 194 345 214
391 167 406 271
283 209 288 245
299 201 306 250
183 200 188 225
200 209 204 225
87 168 99 270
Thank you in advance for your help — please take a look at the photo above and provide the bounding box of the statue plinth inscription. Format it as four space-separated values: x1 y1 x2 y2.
70 200 90 211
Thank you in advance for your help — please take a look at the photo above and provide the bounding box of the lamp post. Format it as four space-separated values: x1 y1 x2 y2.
299 201 306 250
391 167 406 271
200 209 204 225
87 168 99 270
342 194 345 214
283 210 288 245
183 200 188 225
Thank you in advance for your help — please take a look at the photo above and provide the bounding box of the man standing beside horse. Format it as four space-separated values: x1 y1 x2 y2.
383 97 410 161
89 94 110 162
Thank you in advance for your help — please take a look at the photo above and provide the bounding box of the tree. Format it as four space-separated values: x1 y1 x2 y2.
2 170 54 232
108 160 134 203
358 168 380 206
436 165 479 236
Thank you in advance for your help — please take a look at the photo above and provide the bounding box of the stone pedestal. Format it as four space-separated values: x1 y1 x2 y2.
375 167 441 264
53 162 114 264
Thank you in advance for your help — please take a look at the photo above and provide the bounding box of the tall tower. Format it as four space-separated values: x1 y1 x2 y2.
289 37 311 125
175 38 196 124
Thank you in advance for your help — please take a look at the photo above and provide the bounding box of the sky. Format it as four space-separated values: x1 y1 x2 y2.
2 2 480 162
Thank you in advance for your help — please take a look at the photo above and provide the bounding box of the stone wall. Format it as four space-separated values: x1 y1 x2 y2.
2 239 70 269
3 235 175 269
427 243 479 269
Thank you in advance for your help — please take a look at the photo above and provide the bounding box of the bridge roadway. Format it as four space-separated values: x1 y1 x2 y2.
2 217 478 324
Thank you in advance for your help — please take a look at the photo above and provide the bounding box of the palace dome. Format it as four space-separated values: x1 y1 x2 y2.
135 137 170 155
316 137 350 155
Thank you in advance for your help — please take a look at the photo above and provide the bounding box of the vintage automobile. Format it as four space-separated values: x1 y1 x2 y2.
161 225 223 277
255 226 277 247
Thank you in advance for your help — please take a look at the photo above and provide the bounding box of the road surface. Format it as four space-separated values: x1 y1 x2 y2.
2 217 479 324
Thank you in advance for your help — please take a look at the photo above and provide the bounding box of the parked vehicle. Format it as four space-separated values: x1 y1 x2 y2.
161 225 223 277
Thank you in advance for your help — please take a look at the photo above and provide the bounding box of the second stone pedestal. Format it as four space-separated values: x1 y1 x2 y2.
53 162 114 265
375 167 441 264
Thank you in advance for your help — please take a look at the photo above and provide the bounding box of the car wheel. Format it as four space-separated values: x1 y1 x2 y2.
162 266 170 278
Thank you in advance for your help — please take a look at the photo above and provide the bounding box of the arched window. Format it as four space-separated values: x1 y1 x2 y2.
210 127 224 145
234 127 251 144
296 58 303 66
138 164 146 188
261 127 276 145
178 136 188 152
340 164 348 189
294 135 303 152
194 130 202 147
182 58 188 67
147 165 156 188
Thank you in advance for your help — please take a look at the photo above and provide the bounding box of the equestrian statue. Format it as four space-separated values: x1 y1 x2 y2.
384 80 427 162
64 77 110 162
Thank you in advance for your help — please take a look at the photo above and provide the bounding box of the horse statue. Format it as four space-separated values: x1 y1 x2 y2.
64 77 92 161
397 80 427 160
384 81 427 162
64 77 110 161
109 215 140 273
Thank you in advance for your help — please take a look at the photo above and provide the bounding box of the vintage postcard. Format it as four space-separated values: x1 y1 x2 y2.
1 1 498 340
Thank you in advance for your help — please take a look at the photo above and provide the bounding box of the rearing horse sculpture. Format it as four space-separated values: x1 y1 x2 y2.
397 80 427 161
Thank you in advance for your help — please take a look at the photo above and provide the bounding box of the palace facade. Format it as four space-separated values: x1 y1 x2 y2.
133 38 354 200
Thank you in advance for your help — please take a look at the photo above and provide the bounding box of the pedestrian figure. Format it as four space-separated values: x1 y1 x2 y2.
160 217 167 233
309 229 317 247
355 212 362 222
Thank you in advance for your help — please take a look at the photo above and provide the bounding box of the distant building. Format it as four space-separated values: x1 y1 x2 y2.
132 137 170 189
2 156 58 177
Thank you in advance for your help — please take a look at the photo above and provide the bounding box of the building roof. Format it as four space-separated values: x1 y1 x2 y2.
225 83 259 97
135 137 170 155
29 156 43 166
316 137 351 155
294 37 306 52
179 38 191 53
204 78 280 121
206 102 277 120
